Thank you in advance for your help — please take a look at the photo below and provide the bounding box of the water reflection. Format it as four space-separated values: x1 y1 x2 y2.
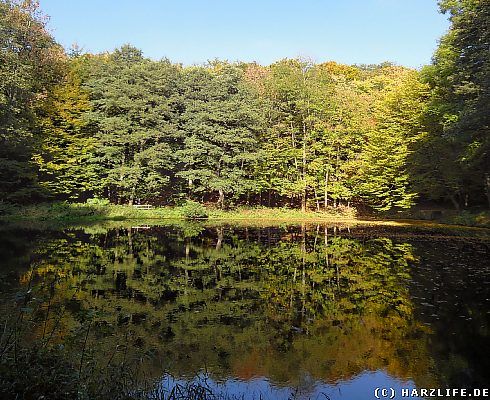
1 223 489 398
161 371 420 400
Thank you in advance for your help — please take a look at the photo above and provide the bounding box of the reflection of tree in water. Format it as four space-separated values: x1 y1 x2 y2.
18 224 436 389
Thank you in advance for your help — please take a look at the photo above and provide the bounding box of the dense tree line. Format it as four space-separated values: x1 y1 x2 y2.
1 0 488 211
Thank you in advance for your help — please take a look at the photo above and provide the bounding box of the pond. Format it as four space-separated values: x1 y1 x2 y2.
1 221 489 399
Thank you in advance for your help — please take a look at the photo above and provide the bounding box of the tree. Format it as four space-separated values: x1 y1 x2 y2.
85 45 182 204
354 66 429 211
421 0 490 208
32 58 97 200
0 0 64 202
258 58 328 211
308 62 366 210
177 64 263 208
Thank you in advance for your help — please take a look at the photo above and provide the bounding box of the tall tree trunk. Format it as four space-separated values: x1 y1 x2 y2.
119 152 126 205
302 122 307 213
217 189 225 209
324 170 329 209
301 222 306 318
128 185 136 206
314 188 320 211
333 144 340 209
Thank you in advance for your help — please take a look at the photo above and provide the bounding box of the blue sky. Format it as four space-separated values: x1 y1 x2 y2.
39 0 450 68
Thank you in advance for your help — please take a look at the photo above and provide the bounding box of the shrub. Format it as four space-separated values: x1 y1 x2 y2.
180 201 209 219
86 198 111 206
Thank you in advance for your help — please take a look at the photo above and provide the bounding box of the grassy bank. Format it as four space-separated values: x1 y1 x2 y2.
0 201 357 223
1 201 489 228
0 202 181 221
380 208 490 228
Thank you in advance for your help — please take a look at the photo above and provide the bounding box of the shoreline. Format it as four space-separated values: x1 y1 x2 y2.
1 202 489 231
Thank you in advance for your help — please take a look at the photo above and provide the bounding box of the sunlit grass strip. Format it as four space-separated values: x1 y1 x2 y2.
1 202 489 229
1 203 356 222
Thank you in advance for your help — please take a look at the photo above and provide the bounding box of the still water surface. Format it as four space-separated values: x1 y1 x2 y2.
1 222 489 399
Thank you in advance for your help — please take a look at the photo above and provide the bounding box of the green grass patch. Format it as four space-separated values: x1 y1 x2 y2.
3 201 488 229
1 202 181 222
1 202 356 223
208 205 357 220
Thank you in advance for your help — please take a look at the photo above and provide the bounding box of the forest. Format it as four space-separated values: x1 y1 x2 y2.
1 0 489 214
1 2 490 398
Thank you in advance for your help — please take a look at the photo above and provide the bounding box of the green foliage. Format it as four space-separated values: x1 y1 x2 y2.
249 60 428 212
86 197 110 206
0 0 64 203
33 59 98 201
417 0 490 208
354 67 428 210
85 45 182 205
1 201 259 223
179 200 209 220
177 64 263 208
2 0 488 214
